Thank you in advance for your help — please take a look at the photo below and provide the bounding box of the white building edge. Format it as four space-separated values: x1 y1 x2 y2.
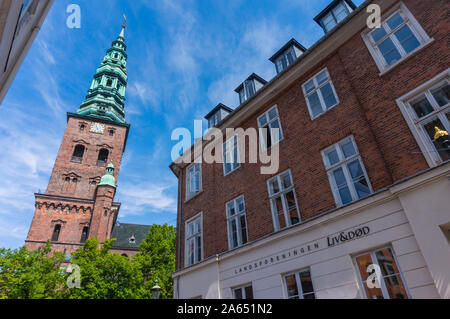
0 0 54 104
173 162 450 299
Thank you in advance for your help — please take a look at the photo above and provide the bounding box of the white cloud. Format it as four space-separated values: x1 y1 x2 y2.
207 18 292 108
116 182 177 217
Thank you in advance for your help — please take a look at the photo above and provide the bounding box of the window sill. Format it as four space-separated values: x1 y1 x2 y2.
223 165 241 177
309 102 340 121
378 38 435 77
184 190 203 204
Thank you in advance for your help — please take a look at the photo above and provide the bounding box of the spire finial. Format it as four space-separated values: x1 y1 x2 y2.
119 15 127 38
122 14 127 29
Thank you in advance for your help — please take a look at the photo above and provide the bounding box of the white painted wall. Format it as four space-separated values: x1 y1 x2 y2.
175 169 448 299
397 175 450 298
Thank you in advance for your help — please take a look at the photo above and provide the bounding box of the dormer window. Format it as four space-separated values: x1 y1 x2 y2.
204 103 233 129
314 0 356 34
269 38 307 74
235 74 267 104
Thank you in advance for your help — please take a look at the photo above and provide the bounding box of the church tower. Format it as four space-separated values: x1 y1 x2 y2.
25 24 131 254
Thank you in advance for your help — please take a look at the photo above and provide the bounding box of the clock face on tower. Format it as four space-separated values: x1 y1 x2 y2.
90 122 105 134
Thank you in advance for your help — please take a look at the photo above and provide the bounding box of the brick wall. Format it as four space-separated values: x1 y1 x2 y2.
25 115 127 251
176 0 450 269
46 116 128 199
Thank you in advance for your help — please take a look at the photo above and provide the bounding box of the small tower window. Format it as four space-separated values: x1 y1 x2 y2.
97 149 109 167
80 124 85 131
106 78 113 87
52 224 61 242
71 145 85 163
109 129 115 136
80 227 89 243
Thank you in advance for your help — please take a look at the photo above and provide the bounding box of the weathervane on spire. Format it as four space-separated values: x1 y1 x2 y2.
122 14 127 29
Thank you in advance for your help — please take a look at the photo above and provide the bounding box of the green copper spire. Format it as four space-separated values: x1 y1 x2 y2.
98 160 116 188
77 24 128 123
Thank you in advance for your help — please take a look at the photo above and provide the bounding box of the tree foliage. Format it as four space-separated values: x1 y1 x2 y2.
0 241 66 299
0 224 176 299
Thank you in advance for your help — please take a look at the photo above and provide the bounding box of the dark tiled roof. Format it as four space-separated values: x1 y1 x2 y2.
110 222 150 249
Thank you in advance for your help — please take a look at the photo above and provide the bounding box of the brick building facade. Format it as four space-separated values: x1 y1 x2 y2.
171 0 450 299
25 25 149 258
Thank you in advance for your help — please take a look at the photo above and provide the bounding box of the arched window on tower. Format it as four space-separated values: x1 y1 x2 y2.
97 149 109 167
51 224 61 242
71 145 85 163
80 227 89 243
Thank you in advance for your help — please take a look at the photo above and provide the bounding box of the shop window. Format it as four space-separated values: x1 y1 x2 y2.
232 284 253 299
354 247 409 299
284 269 316 299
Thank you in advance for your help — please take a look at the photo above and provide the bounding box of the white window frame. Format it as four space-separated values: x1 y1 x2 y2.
231 284 253 299
222 135 241 176
353 246 410 299
321 136 373 207
226 195 248 249
302 68 340 120
266 169 301 231
396 69 450 167
186 162 202 200
361 2 433 74
185 213 203 267
257 105 284 150
283 268 316 299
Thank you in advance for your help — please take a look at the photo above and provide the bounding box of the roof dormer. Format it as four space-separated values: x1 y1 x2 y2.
314 0 357 34
235 73 267 105
204 103 233 128
269 38 307 74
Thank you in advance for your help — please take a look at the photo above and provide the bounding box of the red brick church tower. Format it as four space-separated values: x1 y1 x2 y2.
25 24 148 256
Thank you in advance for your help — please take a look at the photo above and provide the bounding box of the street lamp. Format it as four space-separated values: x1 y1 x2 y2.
151 280 162 299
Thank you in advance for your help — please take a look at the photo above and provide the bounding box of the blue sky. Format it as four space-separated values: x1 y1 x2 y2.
0 0 364 249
